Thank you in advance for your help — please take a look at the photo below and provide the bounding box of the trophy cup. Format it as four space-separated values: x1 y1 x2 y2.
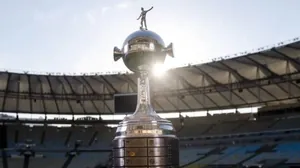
112 19 179 167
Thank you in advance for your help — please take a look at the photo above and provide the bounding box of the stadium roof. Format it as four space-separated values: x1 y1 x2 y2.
1 38 300 115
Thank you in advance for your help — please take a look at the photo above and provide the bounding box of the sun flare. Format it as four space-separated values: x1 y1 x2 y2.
152 63 168 77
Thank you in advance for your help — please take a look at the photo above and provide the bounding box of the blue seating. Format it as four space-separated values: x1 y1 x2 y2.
3 117 300 168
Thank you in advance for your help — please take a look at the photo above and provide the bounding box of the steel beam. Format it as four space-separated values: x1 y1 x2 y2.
1 73 11 111
177 95 193 111
27 75 33 113
175 78 195 111
234 57 287 100
204 63 250 104
192 66 237 107
36 76 46 114
101 84 113 113
246 56 279 77
165 96 180 111
16 74 20 112
62 76 86 114
213 58 277 100
170 71 210 109
153 76 192 111
56 76 75 114
0 71 299 114
144 73 300 99
246 57 283 101
218 62 250 81
1 94 300 115
98 76 119 94
121 74 137 91
259 50 300 95
88 131 98 146
272 48 300 71
237 57 296 94
287 45 300 50
74 76 100 114
45 76 60 114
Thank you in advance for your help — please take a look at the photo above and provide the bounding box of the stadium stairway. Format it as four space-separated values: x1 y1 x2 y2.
238 144 277 167
200 124 216 135
180 148 210 166
180 146 227 168
240 143 300 166
269 117 300 130
212 144 261 166
182 144 280 168
258 159 288 168
266 119 281 129
275 142 300 165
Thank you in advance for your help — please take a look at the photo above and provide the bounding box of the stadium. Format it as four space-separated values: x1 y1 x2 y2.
1 36 300 168
2 1 300 168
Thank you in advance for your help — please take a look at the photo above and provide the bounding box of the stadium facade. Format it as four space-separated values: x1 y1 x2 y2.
1 37 300 168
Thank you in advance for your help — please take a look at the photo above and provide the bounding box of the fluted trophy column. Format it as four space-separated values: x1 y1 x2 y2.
112 11 178 167
134 71 154 116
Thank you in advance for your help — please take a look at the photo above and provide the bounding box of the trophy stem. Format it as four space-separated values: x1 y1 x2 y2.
132 71 156 116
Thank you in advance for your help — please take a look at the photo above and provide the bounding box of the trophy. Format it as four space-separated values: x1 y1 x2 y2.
112 7 179 168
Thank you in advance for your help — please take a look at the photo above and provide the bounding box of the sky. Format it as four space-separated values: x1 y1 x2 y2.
0 0 300 74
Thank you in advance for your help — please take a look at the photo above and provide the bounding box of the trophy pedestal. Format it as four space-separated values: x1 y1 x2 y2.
113 137 179 167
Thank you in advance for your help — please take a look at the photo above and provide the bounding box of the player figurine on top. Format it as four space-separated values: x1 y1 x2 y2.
137 6 153 30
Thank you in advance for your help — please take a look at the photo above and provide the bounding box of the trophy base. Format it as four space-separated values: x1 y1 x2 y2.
113 136 179 167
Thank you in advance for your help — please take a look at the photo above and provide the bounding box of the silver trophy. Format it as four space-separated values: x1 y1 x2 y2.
112 11 179 167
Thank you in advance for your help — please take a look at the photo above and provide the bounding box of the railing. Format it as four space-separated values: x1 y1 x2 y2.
180 128 300 141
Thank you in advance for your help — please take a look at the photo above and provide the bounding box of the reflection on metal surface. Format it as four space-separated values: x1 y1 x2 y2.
113 137 179 167
113 30 174 73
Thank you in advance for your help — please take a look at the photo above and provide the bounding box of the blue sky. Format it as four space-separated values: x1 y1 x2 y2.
0 0 300 74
